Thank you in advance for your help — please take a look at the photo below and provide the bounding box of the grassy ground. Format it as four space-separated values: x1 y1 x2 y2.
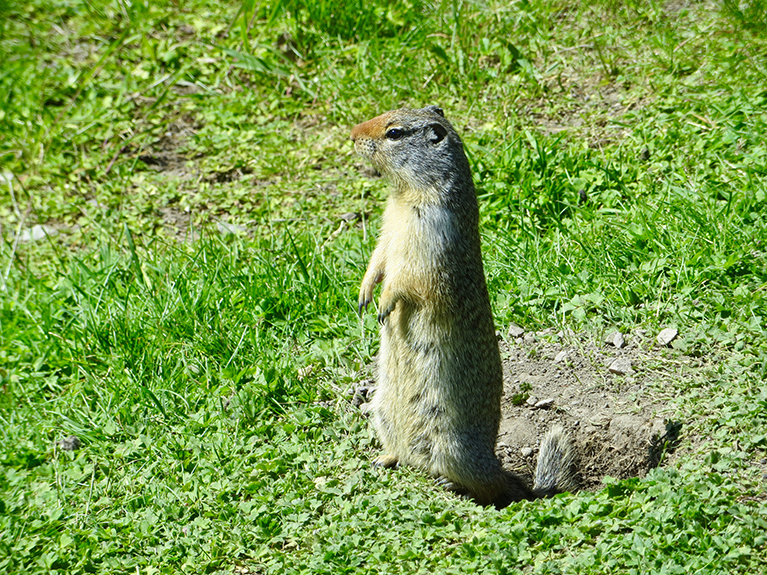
2 0 767 573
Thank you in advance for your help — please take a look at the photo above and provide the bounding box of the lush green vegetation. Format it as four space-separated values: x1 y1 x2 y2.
2 0 766 573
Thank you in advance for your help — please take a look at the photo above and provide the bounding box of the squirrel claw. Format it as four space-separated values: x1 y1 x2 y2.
377 308 392 324
358 293 374 316
436 476 465 495
377 298 396 324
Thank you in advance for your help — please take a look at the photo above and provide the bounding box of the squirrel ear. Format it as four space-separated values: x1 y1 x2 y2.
426 123 448 144
425 105 444 117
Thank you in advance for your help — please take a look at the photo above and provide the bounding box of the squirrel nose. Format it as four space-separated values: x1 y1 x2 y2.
351 112 390 142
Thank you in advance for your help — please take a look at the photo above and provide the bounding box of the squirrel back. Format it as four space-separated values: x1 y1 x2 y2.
351 106 577 508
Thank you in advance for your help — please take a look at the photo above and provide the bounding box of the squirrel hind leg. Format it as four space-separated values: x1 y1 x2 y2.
436 469 532 508
492 470 535 509
437 477 507 509
532 426 579 497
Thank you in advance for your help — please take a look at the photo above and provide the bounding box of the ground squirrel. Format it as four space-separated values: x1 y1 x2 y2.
351 106 577 508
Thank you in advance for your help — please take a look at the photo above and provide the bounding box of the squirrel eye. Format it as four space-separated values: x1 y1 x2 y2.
385 128 405 140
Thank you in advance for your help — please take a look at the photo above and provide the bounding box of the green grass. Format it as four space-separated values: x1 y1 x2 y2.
2 0 767 573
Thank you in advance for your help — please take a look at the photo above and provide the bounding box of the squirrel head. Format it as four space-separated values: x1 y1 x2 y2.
350 106 472 197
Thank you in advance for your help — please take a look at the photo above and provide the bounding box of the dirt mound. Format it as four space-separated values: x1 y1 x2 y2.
496 327 681 491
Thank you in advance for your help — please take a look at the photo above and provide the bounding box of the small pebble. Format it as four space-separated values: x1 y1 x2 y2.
534 398 555 409
59 435 81 451
604 331 626 349
520 447 534 457
216 221 248 235
508 323 525 338
359 402 372 414
297 366 314 380
554 350 569 363
351 380 375 408
339 211 360 223
20 224 58 243
608 358 633 375
656 327 678 346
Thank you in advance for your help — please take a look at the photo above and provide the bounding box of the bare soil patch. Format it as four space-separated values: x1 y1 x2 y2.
496 326 684 491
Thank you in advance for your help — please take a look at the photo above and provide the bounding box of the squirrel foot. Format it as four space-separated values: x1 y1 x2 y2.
435 476 459 491
436 476 470 498
373 454 400 468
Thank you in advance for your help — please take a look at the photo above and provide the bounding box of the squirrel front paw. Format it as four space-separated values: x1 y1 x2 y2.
358 271 383 314
358 282 375 314
377 289 398 324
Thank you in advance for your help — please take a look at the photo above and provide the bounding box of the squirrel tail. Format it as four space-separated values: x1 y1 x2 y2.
532 426 579 497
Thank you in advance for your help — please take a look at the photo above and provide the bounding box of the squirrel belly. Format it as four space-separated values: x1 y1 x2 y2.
351 106 577 507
